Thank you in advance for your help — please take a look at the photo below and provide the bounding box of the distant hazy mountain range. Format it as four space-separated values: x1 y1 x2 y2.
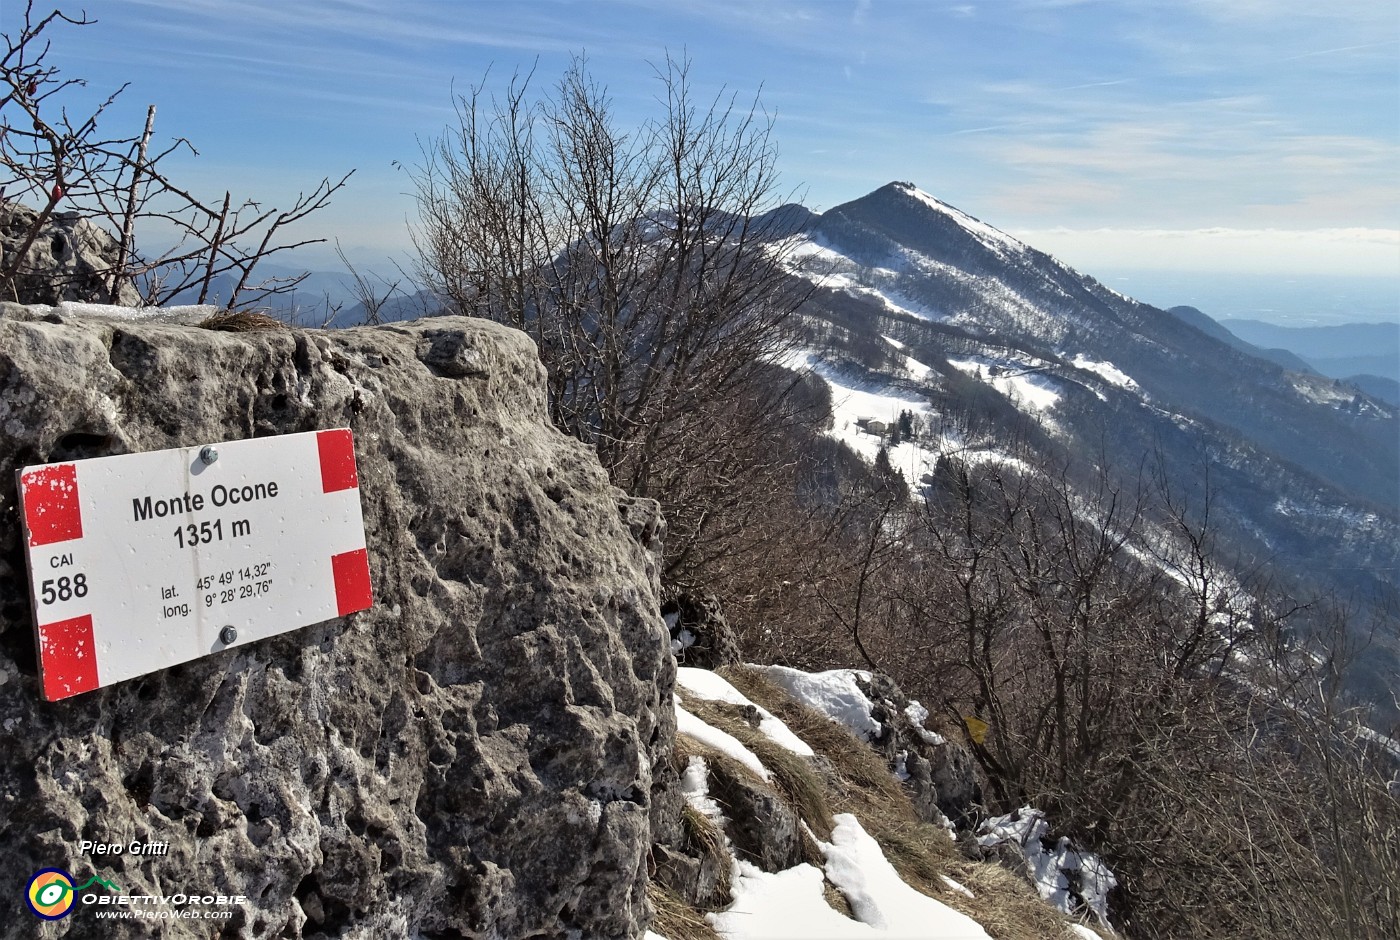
1219 319 1400 403
1164 309 1400 406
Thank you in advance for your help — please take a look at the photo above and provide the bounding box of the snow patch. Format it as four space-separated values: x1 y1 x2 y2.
675 697 771 781
977 807 1117 929
905 699 947 745
948 357 1062 413
709 815 997 939
54 301 222 321
711 861 877 938
940 875 975 898
758 666 882 741
680 755 724 822
1070 355 1139 391
823 813 993 938
675 667 815 757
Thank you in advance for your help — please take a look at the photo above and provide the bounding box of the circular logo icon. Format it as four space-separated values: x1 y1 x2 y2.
26 868 76 920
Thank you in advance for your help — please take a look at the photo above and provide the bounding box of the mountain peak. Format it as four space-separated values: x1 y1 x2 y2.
819 182 1032 271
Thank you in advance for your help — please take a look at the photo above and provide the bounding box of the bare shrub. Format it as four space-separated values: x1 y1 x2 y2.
410 54 821 587
1 3 349 308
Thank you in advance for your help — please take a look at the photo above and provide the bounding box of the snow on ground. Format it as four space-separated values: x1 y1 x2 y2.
977 807 1117 928
783 234 862 269
675 696 771 781
676 667 815 757
48 302 222 321
1067 926 1105 940
824 814 993 939
712 861 883 939
903 699 947 746
671 668 1101 940
895 183 1030 260
708 817 995 940
778 345 1040 491
781 231 950 323
680 754 724 822
865 283 944 322
1273 496 1388 534
946 357 1062 413
881 335 936 381
1289 374 1368 408
758 666 883 741
1070 354 1139 392
941 875 975 898
787 349 938 466
1358 725 1400 761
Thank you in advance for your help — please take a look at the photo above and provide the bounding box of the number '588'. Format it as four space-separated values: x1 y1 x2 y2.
40 574 88 605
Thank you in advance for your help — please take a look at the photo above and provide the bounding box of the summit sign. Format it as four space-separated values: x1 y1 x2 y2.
17 429 373 701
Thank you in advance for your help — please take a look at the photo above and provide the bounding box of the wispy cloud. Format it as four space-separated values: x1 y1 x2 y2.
36 0 1397 280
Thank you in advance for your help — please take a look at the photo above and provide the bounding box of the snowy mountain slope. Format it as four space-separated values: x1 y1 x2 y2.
801 182 1398 513
773 181 1400 706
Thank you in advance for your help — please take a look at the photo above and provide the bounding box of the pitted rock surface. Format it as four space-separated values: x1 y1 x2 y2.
0 201 142 306
0 310 675 938
660 591 740 670
855 672 983 827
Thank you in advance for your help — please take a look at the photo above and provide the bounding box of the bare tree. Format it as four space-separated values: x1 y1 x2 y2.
1 3 350 308
335 241 403 326
411 53 816 583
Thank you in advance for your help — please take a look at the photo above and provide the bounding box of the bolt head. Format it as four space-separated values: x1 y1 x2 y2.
199 445 219 465
219 626 237 645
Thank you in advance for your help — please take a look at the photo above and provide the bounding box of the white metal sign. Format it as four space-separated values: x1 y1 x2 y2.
17 429 372 701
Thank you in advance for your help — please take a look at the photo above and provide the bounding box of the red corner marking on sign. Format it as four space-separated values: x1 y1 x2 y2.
317 429 359 493
21 464 83 547
37 614 99 701
331 549 372 617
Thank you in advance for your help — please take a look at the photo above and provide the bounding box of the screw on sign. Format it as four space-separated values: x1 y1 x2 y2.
18 428 373 701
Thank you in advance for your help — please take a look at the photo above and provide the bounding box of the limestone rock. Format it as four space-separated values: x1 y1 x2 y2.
0 310 675 938
704 762 803 873
660 591 740 670
0 201 142 307
855 672 984 827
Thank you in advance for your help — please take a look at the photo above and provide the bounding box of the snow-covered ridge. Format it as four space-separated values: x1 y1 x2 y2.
890 181 1032 259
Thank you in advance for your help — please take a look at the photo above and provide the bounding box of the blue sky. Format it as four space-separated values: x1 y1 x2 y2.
17 0 1400 318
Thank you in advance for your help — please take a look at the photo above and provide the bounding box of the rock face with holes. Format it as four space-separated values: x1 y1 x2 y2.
661 590 741 670
856 672 984 827
0 305 677 938
0 201 143 306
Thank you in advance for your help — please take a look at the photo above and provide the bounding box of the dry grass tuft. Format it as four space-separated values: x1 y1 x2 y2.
197 310 288 332
647 880 723 940
871 816 961 889
678 691 834 841
823 877 856 920
719 666 907 803
681 801 725 859
680 801 733 902
673 730 766 789
944 859 1082 940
